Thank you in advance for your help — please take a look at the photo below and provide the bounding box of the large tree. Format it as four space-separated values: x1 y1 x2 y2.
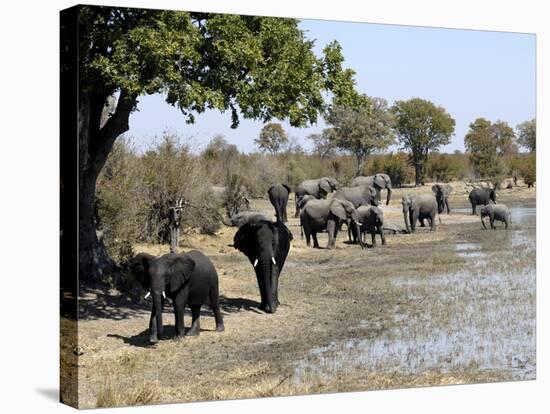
464 118 517 184
307 128 337 160
516 118 536 152
255 123 289 154
325 96 395 175
66 5 361 280
392 98 455 186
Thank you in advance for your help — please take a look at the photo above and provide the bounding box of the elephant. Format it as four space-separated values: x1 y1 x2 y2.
300 198 365 249
223 211 269 228
233 220 293 313
402 194 438 233
268 183 291 223
432 183 453 214
332 185 379 209
349 205 386 247
480 204 511 229
129 250 224 344
294 177 340 217
350 173 392 205
468 187 496 215
296 194 316 209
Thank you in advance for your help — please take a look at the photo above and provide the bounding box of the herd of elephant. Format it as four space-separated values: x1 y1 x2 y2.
129 174 512 344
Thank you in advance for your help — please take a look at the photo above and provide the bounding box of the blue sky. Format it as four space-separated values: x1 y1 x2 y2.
128 18 535 154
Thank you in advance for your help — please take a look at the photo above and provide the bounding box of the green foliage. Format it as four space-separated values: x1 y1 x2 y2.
392 98 455 185
517 153 536 187
426 153 470 181
516 119 536 152
255 123 289 154
80 6 362 128
366 153 413 187
464 118 517 184
325 96 395 174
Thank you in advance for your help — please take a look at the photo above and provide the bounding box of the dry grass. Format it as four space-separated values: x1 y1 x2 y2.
65 180 536 408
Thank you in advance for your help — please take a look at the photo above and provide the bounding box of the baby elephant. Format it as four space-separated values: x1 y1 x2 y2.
349 205 386 247
480 204 511 230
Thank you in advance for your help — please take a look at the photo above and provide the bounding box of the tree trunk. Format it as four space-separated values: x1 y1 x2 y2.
78 89 135 281
414 163 423 187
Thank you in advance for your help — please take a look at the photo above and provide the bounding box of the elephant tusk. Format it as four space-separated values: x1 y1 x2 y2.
253 258 258 267
144 291 151 300
162 291 166 299
271 257 276 265
354 220 362 226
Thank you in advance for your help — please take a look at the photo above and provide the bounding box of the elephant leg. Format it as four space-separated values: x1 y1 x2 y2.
271 265 280 307
379 225 386 245
471 202 476 215
187 305 201 336
209 287 225 332
411 211 418 232
420 218 426 227
173 291 187 339
312 232 320 249
371 231 376 247
430 215 436 231
446 199 451 214
326 220 337 249
490 217 496 230
305 230 311 247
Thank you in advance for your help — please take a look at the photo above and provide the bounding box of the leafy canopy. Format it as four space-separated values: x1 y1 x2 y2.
255 123 289 154
325 96 395 173
392 98 455 161
464 118 517 180
516 119 536 152
79 6 362 128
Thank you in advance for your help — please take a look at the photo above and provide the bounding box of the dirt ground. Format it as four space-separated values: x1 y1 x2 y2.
61 181 536 408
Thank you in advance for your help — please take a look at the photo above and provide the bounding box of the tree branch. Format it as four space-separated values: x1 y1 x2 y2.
89 90 136 177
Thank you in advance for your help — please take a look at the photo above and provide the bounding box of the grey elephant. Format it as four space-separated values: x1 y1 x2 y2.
468 187 496 215
294 177 340 217
224 211 269 228
129 251 224 343
480 204 511 229
349 205 386 247
350 173 392 205
432 183 453 214
333 185 379 209
402 194 438 233
268 183 291 223
300 198 365 249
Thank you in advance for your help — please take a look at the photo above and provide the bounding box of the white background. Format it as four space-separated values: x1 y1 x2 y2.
0 0 547 412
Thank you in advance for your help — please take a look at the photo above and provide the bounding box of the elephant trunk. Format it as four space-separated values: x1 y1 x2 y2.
151 292 163 343
260 254 275 313
386 187 392 206
403 209 411 233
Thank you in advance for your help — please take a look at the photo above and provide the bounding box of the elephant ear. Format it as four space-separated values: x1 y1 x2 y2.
282 183 291 193
330 201 348 221
431 184 441 194
445 184 453 194
373 174 386 189
233 222 260 260
169 255 195 293
267 184 276 194
319 178 331 195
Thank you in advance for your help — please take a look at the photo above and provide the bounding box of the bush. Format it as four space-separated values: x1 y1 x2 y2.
365 152 412 187
426 153 470 182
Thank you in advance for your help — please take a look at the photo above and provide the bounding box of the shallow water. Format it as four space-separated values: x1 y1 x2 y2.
294 207 536 385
